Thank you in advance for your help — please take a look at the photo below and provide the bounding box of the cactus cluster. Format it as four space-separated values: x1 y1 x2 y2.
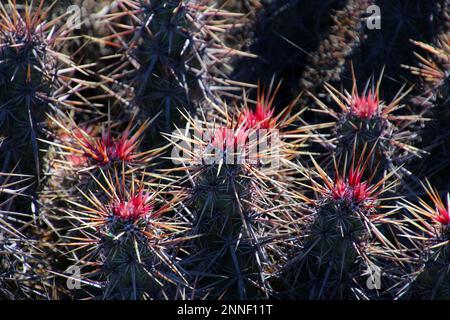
280 146 403 299
165 85 305 299
0 0 448 301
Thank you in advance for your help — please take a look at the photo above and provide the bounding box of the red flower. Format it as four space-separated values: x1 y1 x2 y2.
350 91 379 119
112 191 153 222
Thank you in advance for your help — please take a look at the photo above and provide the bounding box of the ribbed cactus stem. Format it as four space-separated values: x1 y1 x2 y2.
100 216 167 299
282 150 400 299
290 200 371 299
0 1 80 179
189 163 266 299
309 72 425 179
64 171 187 300
401 184 450 299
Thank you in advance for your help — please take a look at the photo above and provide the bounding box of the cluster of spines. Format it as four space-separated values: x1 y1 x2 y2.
98 0 254 147
399 181 450 299
164 84 307 299
0 0 87 178
60 167 189 299
276 145 406 300
307 69 427 180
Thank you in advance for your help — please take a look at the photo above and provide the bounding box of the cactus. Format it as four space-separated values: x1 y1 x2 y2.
37 110 168 297
99 0 253 146
59 167 188 299
0 0 86 179
404 35 449 108
308 70 426 179
402 33 449 190
300 0 375 92
229 0 349 108
39 110 162 218
0 171 52 299
280 146 404 299
166 86 310 299
400 181 450 299
350 0 437 95
0 0 449 302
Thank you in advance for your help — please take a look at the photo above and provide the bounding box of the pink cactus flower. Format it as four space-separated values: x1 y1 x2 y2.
350 91 379 119
112 191 153 222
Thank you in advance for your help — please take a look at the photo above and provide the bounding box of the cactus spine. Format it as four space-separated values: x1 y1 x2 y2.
167 86 309 299
280 147 405 299
400 182 450 299
101 0 253 146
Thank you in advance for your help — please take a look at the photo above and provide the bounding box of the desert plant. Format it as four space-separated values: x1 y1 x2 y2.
279 146 405 299
44 113 160 194
404 35 449 108
58 167 189 299
399 181 450 299
402 33 449 190
300 0 375 92
166 86 311 299
0 171 52 299
308 70 426 179
37 110 168 298
99 0 253 146
0 0 87 180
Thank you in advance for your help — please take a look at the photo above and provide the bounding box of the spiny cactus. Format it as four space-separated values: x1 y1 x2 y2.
0 171 51 299
40 110 168 215
404 35 449 108
45 114 159 190
166 87 310 299
280 146 404 300
99 0 253 146
35 107 169 297
60 168 188 299
400 181 450 299
0 1 87 180
308 70 426 179
402 34 449 189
